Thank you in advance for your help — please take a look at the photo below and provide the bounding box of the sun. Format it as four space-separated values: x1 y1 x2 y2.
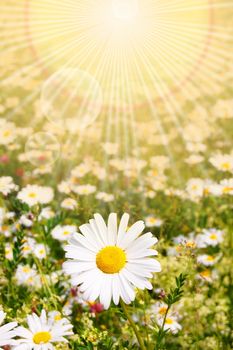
25 0 213 101
111 0 139 21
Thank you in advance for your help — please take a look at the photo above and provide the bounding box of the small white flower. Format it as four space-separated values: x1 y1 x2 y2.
51 225 77 242
34 244 47 260
22 238 36 257
196 269 218 283
197 254 219 266
185 154 204 165
145 216 163 228
17 185 54 207
58 181 71 194
220 178 233 195
209 154 233 172
96 192 114 202
186 178 204 198
157 316 182 334
19 214 34 228
15 265 38 286
5 243 13 260
199 229 224 247
14 309 73 350
61 198 77 210
150 302 169 319
0 176 18 196
72 184 96 195
38 207 55 221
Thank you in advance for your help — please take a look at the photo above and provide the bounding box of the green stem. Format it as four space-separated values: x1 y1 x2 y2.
120 300 146 350
155 305 171 350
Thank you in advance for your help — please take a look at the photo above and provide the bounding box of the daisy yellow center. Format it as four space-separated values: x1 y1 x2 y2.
3 130 10 137
63 231 70 236
28 192 36 198
204 188 210 195
222 162 231 170
206 256 215 261
33 331 51 344
54 314 62 321
200 269 211 278
223 187 233 193
22 267 30 273
210 234 217 240
159 307 168 315
165 318 174 324
96 246 126 274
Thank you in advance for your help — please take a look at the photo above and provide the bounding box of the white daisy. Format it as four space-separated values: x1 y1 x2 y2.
51 225 77 242
157 315 182 334
201 229 224 247
15 265 38 286
0 310 17 349
197 254 219 266
0 176 18 196
17 185 54 207
96 192 114 203
14 309 73 350
145 216 163 228
38 207 55 221
19 214 34 228
34 244 48 260
209 154 233 172
63 213 161 309
5 243 13 260
220 178 233 195
150 302 169 318
72 184 96 195
61 198 77 210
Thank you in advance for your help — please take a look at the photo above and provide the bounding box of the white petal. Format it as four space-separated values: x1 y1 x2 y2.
127 249 158 259
117 213 130 244
99 274 113 309
82 273 103 302
118 276 131 304
126 263 153 278
118 220 145 247
128 259 162 272
125 232 158 251
112 275 121 305
64 245 95 261
89 219 107 246
69 233 98 252
123 268 153 290
119 273 135 302
79 224 103 249
63 261 95 275
107 213 117 245
70 269 98 286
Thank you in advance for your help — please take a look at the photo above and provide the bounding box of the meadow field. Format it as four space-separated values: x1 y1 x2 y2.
0 1 233 349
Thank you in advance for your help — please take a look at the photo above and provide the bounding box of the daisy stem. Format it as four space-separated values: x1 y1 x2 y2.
120 300 146 350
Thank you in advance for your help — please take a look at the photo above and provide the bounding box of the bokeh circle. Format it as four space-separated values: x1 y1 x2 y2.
25 132 60 167
40 68 103 130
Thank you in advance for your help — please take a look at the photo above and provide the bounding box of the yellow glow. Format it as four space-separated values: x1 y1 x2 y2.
112 0 139 21
27 0 212 101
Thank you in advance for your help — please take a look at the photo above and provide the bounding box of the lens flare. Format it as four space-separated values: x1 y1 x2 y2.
25 132 60 167
40 68 103 130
